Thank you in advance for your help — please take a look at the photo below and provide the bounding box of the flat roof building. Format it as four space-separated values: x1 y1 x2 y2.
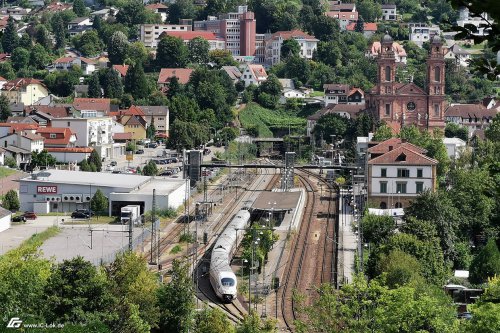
19 170 187 215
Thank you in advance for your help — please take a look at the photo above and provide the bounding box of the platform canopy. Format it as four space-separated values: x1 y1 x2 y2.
251 191 301 212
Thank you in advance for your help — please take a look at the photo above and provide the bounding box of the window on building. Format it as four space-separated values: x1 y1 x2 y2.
385 103 391 116
385 66 391 81
396 182 407 193
380 182 387 193
417 169 423 178
434 104 440 116
416 182 424 193
397 169 410 178
381 168 387 177
434 66 440 82
67 122 70 126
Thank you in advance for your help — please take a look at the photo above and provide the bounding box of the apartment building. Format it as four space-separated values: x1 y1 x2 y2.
264 29 318 66
140 24 193 48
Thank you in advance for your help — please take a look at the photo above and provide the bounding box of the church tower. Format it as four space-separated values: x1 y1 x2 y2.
377 34 396 96
426 35 446 128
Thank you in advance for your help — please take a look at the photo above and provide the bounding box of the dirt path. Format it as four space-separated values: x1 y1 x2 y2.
1 171 28 195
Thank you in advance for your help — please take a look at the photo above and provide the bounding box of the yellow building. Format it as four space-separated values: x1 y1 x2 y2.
1 78 49 105
123 115 147 141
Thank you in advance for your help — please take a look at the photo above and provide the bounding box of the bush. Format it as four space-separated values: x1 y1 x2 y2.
2 189 20 211
4 156 16 168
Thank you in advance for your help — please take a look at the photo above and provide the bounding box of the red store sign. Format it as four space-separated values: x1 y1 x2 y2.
37 186 58 194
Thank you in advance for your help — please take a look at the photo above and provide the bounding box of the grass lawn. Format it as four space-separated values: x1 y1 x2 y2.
62 215 117 225
309 91 325 97
0 166 17 179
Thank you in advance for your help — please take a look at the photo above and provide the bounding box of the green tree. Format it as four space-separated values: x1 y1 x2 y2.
146 118 156 140
0 62 16 80
188 37 210 64
469 239 500 284
88 73 102 98
106 252 159 332
80 158 91 171
142 160 158 176
485 113 500 142
108 31 130 65
35 25 52 49
11 47 30 71
2 189 20 211
127 42 149 66
372 123 393 141
45 68 82 97
2 16 18 54
167 0 197 24
361 214 395 245
237 311 277 333
44 256 114 325
208 49 238 68
0 244 52 322
356 0 382 22
257 74 282 109
52 14 66 49
311 15 340 42
375 249 424 288
0 95 11 121
156 35 188 68
167 119 209 150
124 62 150 99
29 44 51 70
116 0 148 26
73 0 87 17
72 30 104 57
90 189 109 216
102 68 123 99
30 150 57 170
314 113 349 142
193 306 235 333
87 149 102 171
158 260 195 333
444 122 468 141
355 15 365 33
280 38 300 60
405 190 461 262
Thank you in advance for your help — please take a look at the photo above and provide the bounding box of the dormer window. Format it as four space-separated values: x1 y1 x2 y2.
396 153 407 162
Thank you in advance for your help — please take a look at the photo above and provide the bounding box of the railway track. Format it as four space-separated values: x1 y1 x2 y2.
193 162 281 321
279 170 336 332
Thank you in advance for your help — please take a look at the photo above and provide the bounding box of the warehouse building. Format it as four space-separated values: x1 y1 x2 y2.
18 170 187 215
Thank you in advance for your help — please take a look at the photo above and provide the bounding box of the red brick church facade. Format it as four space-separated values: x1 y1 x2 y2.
366 34 446 132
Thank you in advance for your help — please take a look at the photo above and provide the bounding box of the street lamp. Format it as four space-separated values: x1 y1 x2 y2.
249 237 260 313
330 135 336 165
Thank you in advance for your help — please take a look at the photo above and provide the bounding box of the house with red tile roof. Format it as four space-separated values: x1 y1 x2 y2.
326 10 358 29
240 64 267 87
112 64 129 77
158 68 194 90
146 3 168 21
36 127 77 148
264 29 319 66
346 22 378 38
49 56 97 75
367 140 438 209
73 98 117 114
1 78 48 106
444 103 498 137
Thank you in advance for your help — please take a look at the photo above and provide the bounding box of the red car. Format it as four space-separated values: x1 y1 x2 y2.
23 212 37 220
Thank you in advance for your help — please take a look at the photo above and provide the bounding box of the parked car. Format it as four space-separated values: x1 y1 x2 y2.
112 170 122 174
75 209 94 216
135 149 144 154
110 161 117 166
23 212 37 220
159 170 173 176
105 165 115 172
71 211 90 219
11 215 26 222
146 143 158 149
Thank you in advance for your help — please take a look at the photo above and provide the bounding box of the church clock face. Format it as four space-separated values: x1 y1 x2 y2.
406 101 416 111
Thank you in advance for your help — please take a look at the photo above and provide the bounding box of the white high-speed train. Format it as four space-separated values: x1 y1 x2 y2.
209 209 251 303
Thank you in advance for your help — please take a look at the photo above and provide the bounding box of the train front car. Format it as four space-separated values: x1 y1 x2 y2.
209 209 251 303
217 271 238 302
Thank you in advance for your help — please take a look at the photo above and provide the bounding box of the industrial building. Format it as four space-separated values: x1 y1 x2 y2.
18 170 187 215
